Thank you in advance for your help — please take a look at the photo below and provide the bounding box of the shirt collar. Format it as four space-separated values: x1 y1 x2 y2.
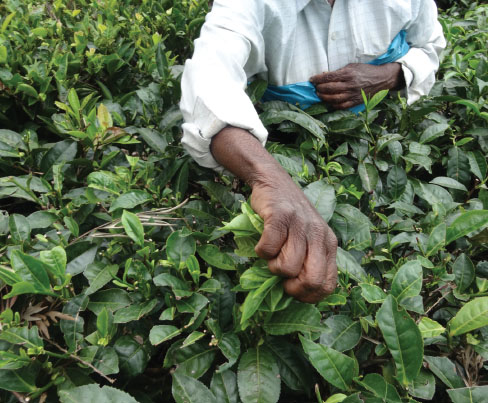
296 0 312 12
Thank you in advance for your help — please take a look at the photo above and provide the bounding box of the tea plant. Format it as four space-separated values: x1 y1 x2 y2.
0 1 487 402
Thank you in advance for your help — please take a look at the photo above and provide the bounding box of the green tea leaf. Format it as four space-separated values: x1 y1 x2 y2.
113 299 158 323
9 214 30 242
114 335 149 376
448 297 488 336
241 276 280 323
171 342 216 379
391 260 423 301
387 166 407 200
320 315 361 352
84 263 119 295
0 325 43 349
121 210 145 247
448 386 488 403
446 210 488 244
418 318 445 338
377 295 423 385
172 372 216 403
356 373 402 402
409 369 436 400
303 180 336 222
156 42 168 79
419 123 449 144
59 384 138 403
453 253 475 293
0 367 37 393
166 230 196 267
425 222 446 257
266 337 314 393
336 248 367 282
263 302 323 335
358 162 378 193
197 244 235 270
429 176 467 191
237 346 281 403
109 190 152 212
211 370 238 403
359 283 387 304
300 336 354 391
423 356 463 389
149 325 181 345
40 246 67 280
8 250 54 297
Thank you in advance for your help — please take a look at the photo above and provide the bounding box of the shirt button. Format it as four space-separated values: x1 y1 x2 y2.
330 32 337 40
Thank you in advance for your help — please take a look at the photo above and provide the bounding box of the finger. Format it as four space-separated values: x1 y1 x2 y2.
284 228 337 303
315 82 349 94
323 227 338 292
316 92 351 105
283 234 328 303
268 228 306 278
310 69 347 84
255 217 288 260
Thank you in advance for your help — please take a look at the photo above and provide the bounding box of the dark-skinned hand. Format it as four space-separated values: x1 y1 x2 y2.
210 127 338 303
250 169 338 304
310 62 405 110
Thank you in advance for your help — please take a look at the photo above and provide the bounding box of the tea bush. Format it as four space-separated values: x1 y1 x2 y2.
0 1 487 402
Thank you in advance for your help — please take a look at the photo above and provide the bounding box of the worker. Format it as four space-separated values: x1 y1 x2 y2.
180 0 446 303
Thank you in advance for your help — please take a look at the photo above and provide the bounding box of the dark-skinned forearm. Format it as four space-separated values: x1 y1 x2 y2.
210 126 289 188
382 62 405 91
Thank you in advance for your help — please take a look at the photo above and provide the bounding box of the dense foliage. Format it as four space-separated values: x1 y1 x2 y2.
0 1 487 402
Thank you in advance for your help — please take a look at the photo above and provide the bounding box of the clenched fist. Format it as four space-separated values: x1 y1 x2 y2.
211 126 338 303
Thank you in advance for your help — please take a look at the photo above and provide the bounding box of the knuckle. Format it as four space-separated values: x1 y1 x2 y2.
328 232 338 249
255 242 279 258
274 205 295 221
301 276 322 292
322 281 336 296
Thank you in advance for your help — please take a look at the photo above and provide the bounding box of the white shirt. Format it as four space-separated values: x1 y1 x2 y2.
180 0 446 170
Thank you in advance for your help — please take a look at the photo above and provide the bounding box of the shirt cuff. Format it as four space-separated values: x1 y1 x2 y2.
396 48 437 105
181 96 268 171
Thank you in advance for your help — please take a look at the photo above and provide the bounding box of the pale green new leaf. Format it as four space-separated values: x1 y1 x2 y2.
241 276 280 324
448 297 488 336
121 210 145 247
418 318 445 338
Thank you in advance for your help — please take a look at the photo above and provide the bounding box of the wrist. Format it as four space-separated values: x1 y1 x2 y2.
384 62 405 91
210 126 288 188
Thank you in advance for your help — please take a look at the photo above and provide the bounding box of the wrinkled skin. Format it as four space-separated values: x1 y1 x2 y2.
210 127 338 303
310 62 404 109
208 62 404 304
251 174 338 303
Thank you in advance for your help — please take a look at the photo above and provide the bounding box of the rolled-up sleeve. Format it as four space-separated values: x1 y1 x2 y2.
397 0 446 104
180 0 268 170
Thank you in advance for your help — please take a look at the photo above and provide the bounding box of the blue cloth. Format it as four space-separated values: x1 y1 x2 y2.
261 30 409 112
